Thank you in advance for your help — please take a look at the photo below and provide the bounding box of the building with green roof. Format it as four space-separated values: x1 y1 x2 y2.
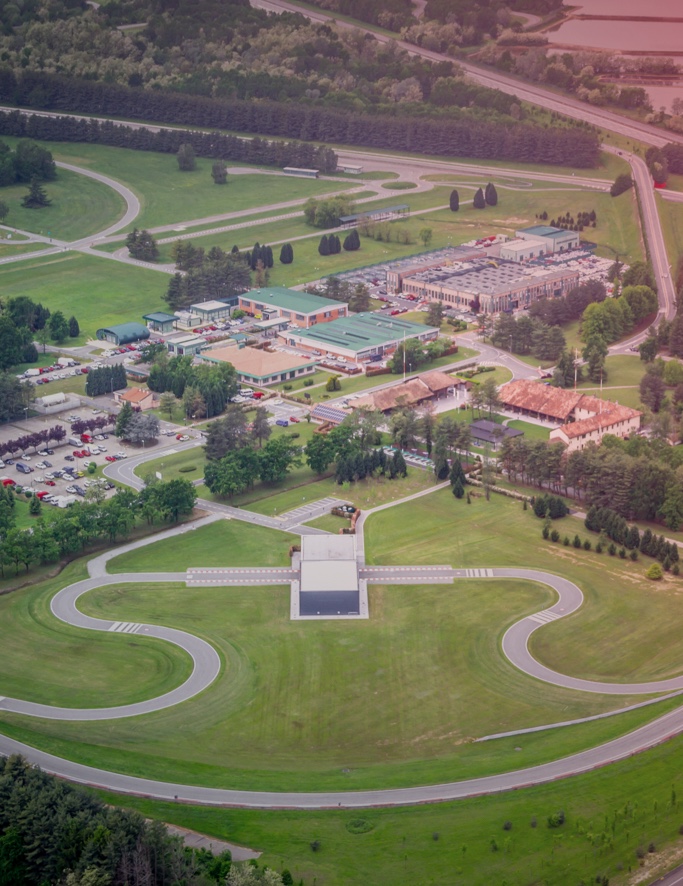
96 322 150 346
143 311 177 333
281 312 439 362
238 286 348 328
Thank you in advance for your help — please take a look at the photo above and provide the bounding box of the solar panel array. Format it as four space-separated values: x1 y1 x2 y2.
312 404 348 424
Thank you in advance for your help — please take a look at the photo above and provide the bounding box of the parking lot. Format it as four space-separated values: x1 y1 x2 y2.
0 409 139 506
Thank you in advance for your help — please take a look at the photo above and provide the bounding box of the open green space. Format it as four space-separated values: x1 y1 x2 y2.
505 419 550 440
0 251 167 343
0 561 192 707
0 242 47 258
578 354 646 390
659 192 683 270
109 518 292 573
0 165 125 241
91 731 683 886
380 181 417 190
0 492 680 798
0 137 357 234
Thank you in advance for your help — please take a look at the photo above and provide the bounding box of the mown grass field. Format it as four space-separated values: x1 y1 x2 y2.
0 137 357 234
90 733 683 886
1 491 681 800
0 252 168 343
1 164 125 241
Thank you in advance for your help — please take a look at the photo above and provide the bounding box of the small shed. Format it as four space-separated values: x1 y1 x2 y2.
469 419 523 450
143 311 177 333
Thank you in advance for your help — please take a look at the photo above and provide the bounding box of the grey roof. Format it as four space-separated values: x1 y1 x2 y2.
470 419 523 445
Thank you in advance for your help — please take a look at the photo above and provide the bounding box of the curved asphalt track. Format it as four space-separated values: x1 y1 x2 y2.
3 535 683 805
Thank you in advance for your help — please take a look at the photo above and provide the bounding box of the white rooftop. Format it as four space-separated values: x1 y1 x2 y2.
301 535 356 561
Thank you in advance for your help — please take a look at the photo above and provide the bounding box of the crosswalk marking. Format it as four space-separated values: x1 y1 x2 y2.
528 610 560 625
465 568 494 578
109 622 141 634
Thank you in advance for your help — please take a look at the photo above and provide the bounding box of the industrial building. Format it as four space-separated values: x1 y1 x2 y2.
96 322 150 346
238 287 347 329
191 300 233 324
143 311 178 334
400 259 580 313
165 332 207 357
281 312 439 363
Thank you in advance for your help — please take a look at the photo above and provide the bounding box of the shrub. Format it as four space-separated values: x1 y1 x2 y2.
647 563 664 581
547 810 565 828
530 816 537 828
178 465 197 473
629 549 638 561
608 543 617 556
288 432 300 439
619 547 627 559
595 542 603 554
648 842 656 853
283 384 293 391
310 840 321 852
502 821 512 831
563 536 570 546
636 845 646 859
303 379 314 387
550 529 560 542
583 539 591 551
346 819 374 834
572 534 582 549
674 563 680 576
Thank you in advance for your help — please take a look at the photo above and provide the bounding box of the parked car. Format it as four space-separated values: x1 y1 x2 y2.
105 456 117 462
64 455 75 462
20 454 31 462
16 462 32 474
275 419 289 427
289 416 300 423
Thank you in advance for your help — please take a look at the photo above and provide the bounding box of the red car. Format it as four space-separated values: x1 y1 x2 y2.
45 480 56 487
2 478 16 486
105 456 117 462
289 416 300 423
36 490 49 499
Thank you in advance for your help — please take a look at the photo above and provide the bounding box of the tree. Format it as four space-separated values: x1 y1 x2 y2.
251 406 271 448
305 433 335 474
318 234 330 256
640 370 666 412
211 161 227 184
418 227 433 247
610 173 633 197
639 337 658 363
115 401 134 438
480 377 501 417
159 391 177 421
449 189 459 212
0 200 8 223
68 315 79 338
259 436 301 484
204 406 249 460
348 284 370 313
279 243 293 264
48 311 69 343
21 176 51 208
154 478 197 521
122 413 160 444
426 301 445 328
125 228 159 262
473 187 486 209
452 477 465 498
343 228 360 251
485 182 498 206
177 142 196 171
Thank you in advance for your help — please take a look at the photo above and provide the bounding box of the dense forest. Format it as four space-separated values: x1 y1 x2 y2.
0 0 600 167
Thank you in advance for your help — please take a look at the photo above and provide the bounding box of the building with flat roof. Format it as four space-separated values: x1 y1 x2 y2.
281 312 439 362
299 535 359 617
200 345 318 387
401 259 579 314
191 300 232 323
238 287 347 329
96 322 150 346
142 311 177 333
385 246 484 294
165 332 207 357
516 225 579 254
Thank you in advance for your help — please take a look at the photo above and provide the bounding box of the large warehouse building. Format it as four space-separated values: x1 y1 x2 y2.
400 259 579 313
281 312 439 363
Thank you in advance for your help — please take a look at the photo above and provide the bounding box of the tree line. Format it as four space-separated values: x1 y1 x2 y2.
85 364 127 397
165 245 251 311
0 104 338 173
0 137 55 187
0 295 80 370
0 71 600 167
0 478 197 577
499 434 683 530
0 754 236 886
0 422 66 459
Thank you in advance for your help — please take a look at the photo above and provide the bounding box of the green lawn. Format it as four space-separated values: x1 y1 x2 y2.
0 561 192 707
1 165 125 241
506 419 550 440
0 138 357 234
659 192 683 270
90 731 683 886
109 519 292 573
1 491 680 798
0 252 168 343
